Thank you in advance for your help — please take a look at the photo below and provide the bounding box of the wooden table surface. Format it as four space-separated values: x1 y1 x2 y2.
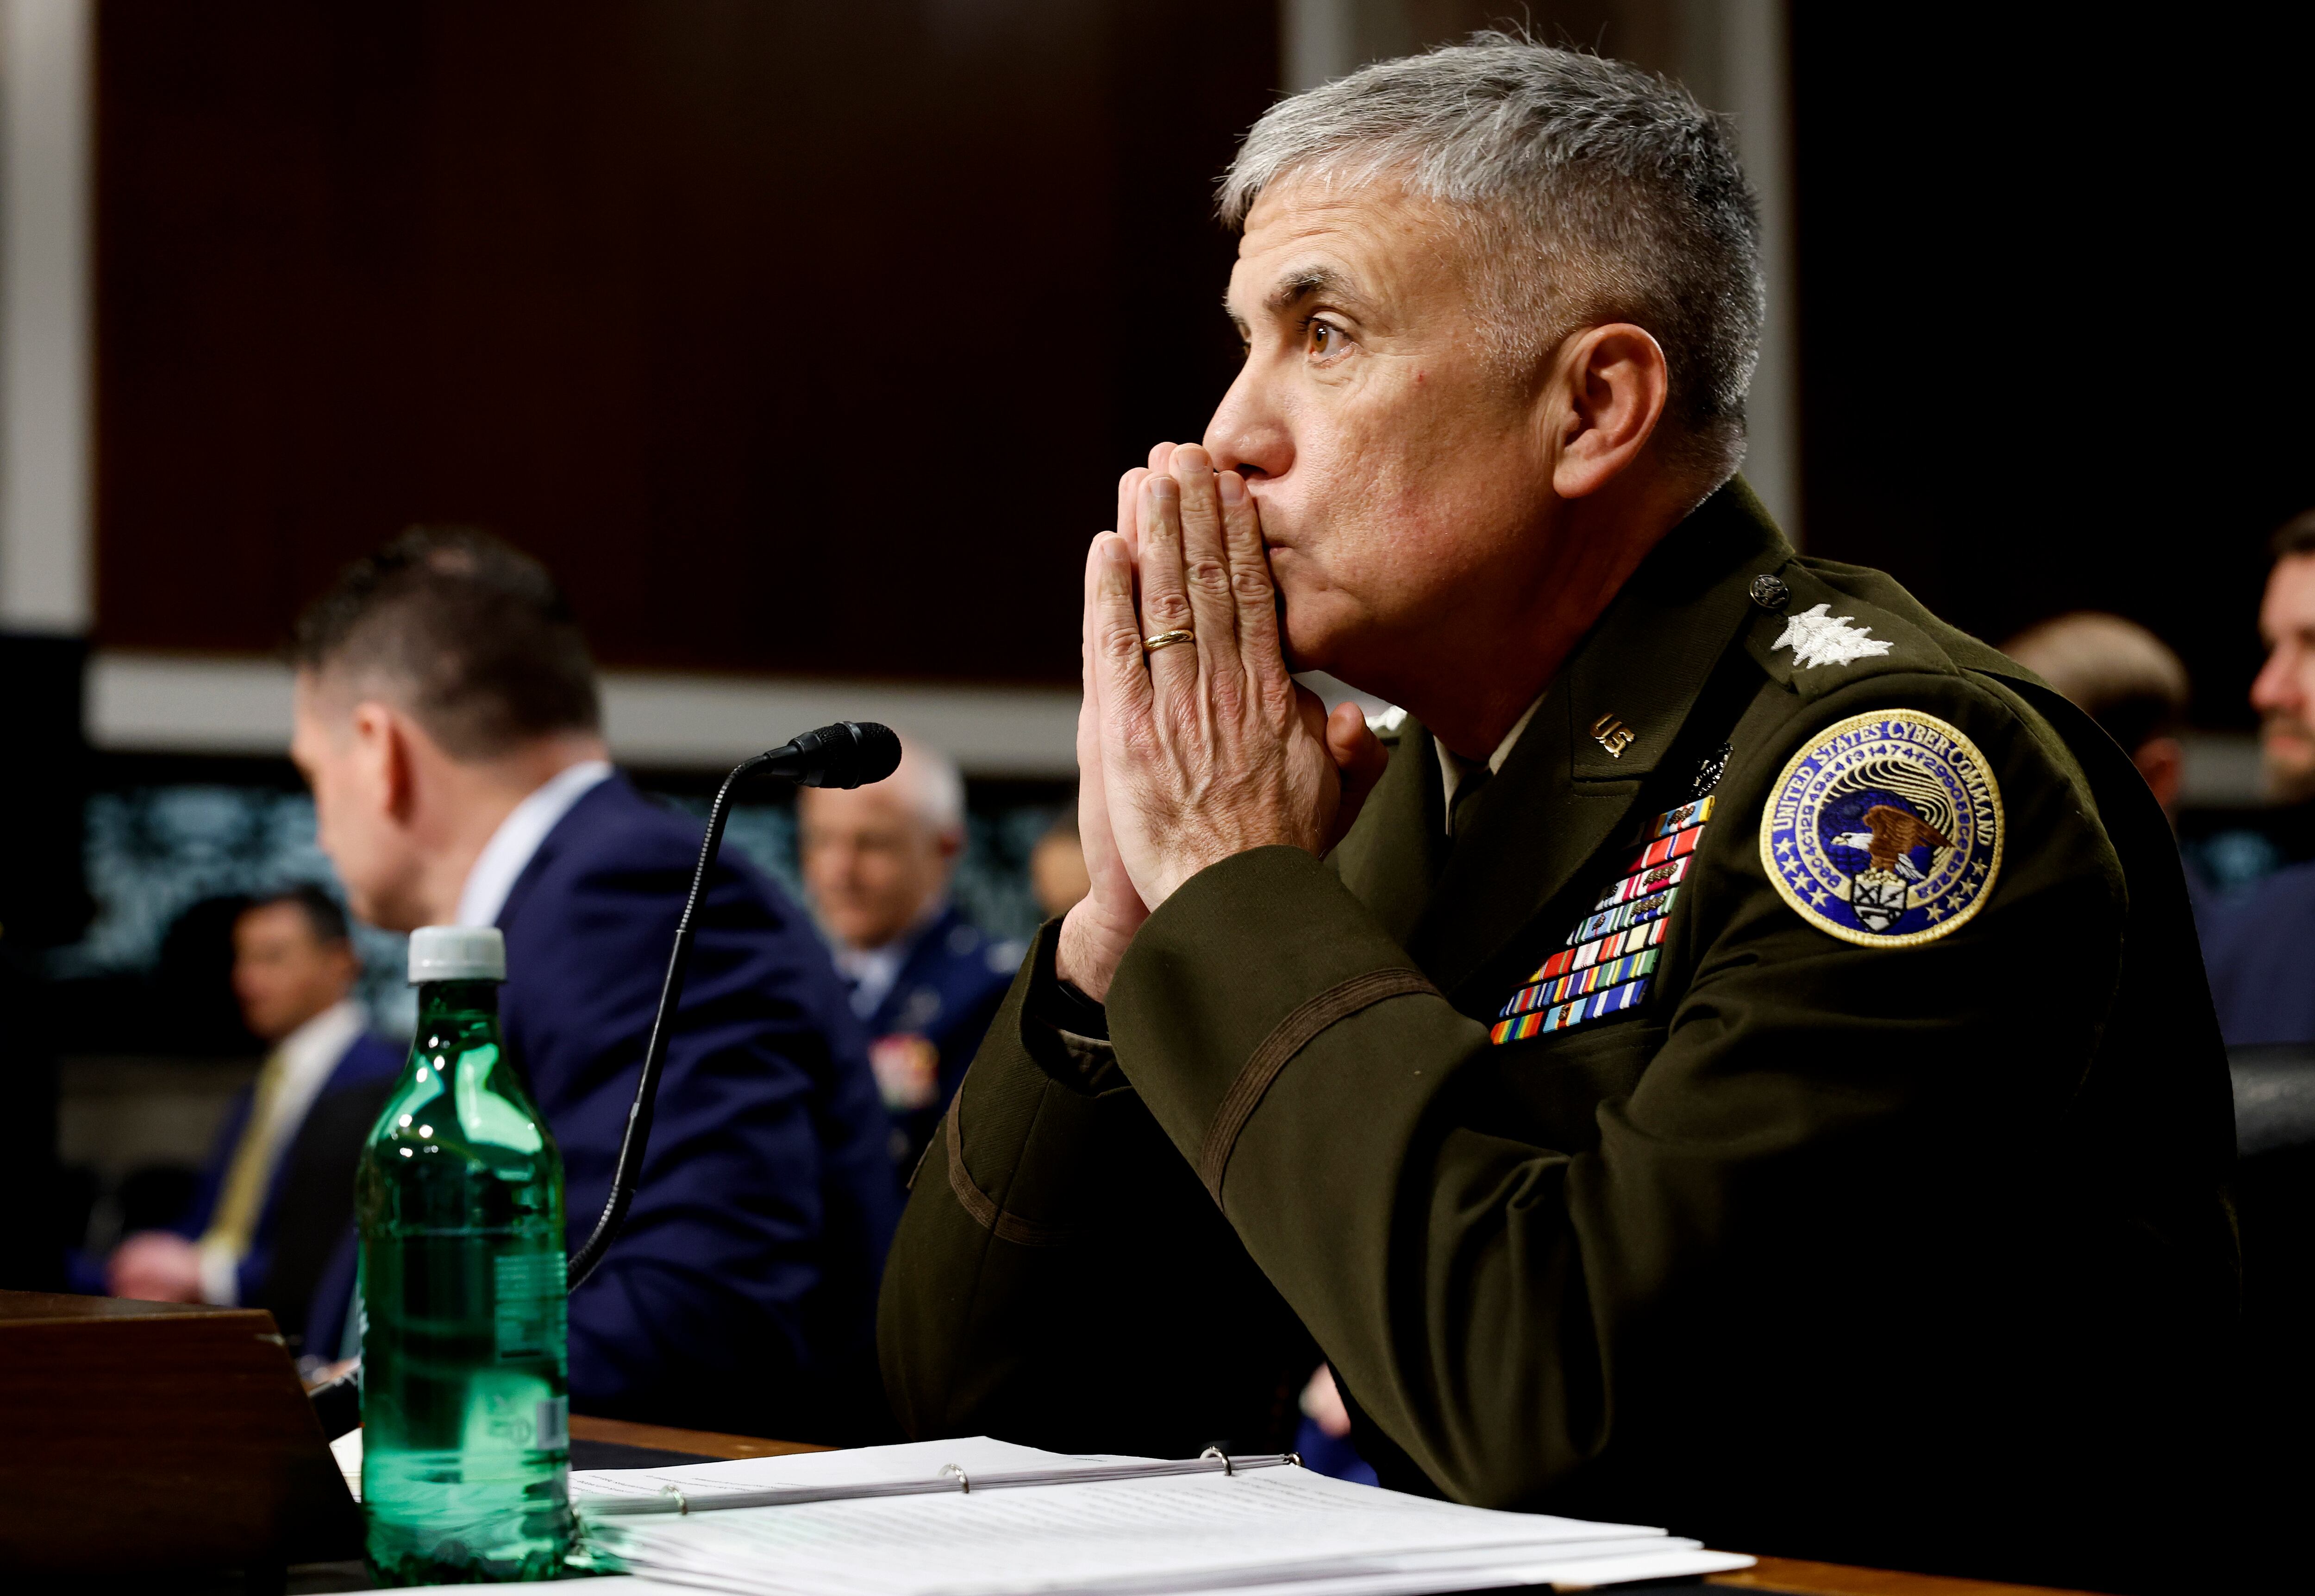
571 1417 2102 1596
569 1413 831 1460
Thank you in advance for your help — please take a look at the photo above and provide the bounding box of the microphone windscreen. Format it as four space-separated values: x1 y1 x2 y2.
788 720 902 789
838 721 903 787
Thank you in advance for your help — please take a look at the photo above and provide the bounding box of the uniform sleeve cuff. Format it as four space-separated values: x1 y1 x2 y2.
1016 919 1120 1090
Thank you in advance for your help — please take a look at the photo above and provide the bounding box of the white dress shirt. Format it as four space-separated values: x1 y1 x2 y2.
454 760 615 928
831 901 950 1021
196 997 369 1305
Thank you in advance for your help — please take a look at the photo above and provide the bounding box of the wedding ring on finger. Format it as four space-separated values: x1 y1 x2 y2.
1142 629 1196 653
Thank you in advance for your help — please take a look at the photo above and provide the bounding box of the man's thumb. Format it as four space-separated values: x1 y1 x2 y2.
1325 702 1390 842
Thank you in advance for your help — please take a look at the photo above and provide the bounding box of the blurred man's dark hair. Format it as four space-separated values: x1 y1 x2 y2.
290 526 600 760
249 882 353 947
2269 507 2315 562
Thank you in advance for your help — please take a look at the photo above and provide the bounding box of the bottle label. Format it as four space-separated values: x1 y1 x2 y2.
493 1252 563 1362
536 1395 569 1451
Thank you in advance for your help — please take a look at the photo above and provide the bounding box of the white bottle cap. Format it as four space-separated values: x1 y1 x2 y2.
408 925 507 984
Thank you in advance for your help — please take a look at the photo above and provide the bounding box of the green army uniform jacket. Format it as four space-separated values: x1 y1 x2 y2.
879 483 2237 1590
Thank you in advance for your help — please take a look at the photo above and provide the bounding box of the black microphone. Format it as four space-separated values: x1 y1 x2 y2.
757 720 903 791
565 721 900 1288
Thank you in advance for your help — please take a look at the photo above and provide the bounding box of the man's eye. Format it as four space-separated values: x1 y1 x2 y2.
1306 320 1341 357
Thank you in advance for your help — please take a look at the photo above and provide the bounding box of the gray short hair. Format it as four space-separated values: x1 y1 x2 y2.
1219 34 1764 480
890 734 967 837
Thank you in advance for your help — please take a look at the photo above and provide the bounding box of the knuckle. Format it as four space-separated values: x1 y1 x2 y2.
1186 558 1231 596
1231 568 1274 601
1099 626 1144 663
1143 592 1194 627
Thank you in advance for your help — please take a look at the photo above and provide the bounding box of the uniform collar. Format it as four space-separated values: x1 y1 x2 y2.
832 898 955 1020
1331 476 1794 1003
1433 693 1545 828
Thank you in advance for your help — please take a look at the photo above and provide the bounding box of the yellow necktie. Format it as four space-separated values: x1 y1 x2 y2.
200 1049 295 1263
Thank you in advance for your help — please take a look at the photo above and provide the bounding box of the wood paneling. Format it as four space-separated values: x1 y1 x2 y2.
96 1 1276 683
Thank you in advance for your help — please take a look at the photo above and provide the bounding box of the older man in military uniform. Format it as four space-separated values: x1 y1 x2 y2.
879 38 2235 1592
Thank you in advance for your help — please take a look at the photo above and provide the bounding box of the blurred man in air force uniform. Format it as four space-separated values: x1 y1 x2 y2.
290 529 896 1440
104 886 401 1358
800 737 1017 1178
880 37 2234 1592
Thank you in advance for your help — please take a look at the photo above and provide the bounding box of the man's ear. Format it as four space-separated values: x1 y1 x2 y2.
350 701 419 826
1545 323 1671 501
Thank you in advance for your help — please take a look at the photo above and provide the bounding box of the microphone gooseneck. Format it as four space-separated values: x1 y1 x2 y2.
565 720 901 1291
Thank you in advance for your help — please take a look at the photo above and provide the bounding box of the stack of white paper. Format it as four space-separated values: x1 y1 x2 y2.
569 1437 1751 1595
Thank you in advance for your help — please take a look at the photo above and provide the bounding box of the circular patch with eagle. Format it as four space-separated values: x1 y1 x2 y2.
1759 708 2004 948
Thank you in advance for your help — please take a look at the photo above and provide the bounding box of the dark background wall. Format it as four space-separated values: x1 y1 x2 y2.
95 0 1274 685
91 1 2315 719
1790 3 2315 729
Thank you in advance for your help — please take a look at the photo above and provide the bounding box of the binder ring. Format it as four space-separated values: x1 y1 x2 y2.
941 1463 971 1493
657 1483 691 1514
1199 1446 1234 1476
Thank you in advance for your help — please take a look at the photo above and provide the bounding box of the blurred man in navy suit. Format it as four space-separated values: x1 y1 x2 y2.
104 886 401 1360
288 528 896 1440
799 737 1018 1181
2205 509 2315 1044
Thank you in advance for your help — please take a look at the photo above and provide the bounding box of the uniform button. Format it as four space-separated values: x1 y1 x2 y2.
1750 573 1790 610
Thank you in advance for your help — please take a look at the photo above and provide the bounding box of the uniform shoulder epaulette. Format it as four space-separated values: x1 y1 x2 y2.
1741 561 1962 701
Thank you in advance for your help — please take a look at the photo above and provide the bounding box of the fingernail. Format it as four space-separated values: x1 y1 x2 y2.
1218 472 1245 506
1098 533 1129 566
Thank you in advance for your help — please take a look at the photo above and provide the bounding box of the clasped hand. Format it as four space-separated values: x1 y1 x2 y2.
1055 444 1387 1001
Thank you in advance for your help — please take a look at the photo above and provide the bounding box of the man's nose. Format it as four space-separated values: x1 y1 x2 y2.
1204 364 1292 482
2252 647 2294 715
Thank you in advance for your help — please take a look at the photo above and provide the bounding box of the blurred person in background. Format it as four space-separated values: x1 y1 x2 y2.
2202 511 2315 1045
2000 613 2214 923
800 736 1019 1180
102 885 400 1360
289 528 896 1440
1029 808 1092 920
2001 613 2191 817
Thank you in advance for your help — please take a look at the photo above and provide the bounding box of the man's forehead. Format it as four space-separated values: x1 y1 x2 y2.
801 781 915 827
1226 178 1444 316
2269 555 2315 627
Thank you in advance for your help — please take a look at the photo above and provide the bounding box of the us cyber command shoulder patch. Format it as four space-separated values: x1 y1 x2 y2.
1760 709 2003 947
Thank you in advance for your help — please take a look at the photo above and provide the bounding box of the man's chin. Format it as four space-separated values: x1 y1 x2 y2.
2261 736 2315 803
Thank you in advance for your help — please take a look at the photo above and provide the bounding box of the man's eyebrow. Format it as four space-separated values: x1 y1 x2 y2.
1221 265 1367 328
1266 265 1358 314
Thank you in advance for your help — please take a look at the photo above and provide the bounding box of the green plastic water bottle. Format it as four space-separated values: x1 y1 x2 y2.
358 926 572 1583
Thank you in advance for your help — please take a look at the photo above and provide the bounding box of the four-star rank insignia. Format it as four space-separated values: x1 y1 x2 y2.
1490 795 1714 1044
1759 709 2003 947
